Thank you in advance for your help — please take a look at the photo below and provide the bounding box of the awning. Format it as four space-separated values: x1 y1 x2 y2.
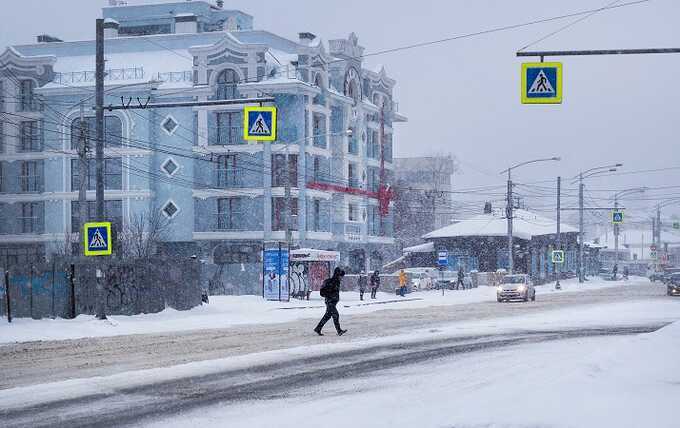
290 248 340 262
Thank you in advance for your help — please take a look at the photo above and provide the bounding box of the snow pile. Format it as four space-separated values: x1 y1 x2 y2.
0 277 639 344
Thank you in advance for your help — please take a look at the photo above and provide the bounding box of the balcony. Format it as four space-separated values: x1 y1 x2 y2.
215 214 246 231
52 67 145 85
215 129 244 145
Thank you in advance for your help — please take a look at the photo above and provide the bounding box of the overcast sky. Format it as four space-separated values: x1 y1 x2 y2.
1 0 679 225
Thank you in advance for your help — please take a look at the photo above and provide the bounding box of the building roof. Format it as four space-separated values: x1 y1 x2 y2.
403 242 434 253
423 209 578 241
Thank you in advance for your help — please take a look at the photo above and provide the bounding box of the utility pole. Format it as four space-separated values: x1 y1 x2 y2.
555 176 561 290
506 171 513 274
95 18 105 221
94 19 106 320
78 103 89 254
578 173 584 283
614 194 620 273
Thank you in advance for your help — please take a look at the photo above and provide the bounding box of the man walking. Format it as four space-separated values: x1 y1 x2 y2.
370 270 380 299
314 267 347 336
358 271 367 301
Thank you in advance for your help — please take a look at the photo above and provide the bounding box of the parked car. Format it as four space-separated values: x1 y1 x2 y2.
497 274 535 302
649 271 665 282
667 273 680 296
662 268 680 284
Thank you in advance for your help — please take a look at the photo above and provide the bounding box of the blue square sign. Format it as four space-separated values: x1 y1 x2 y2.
84 222 112 256
243 106 277 141
521 62 563 104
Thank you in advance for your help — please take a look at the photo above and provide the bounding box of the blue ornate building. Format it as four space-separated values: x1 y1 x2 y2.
0 1 406 285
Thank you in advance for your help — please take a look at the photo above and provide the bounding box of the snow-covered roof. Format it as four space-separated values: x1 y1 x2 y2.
423 209 578 241
403 242 434 254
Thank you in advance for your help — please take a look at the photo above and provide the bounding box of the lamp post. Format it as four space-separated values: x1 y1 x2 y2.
612 187 647 273
499 157 560 274
573 163 623 282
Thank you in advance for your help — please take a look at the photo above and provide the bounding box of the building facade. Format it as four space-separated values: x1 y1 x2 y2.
0 0 406 282
393 155 456 249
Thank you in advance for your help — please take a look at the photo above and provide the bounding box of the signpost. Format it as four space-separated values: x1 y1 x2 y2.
243 106 277 142
551 250 565 264
612 211 624 225
83 222 112 256
263 244 289 301
437 250 448 296
521 62 563 104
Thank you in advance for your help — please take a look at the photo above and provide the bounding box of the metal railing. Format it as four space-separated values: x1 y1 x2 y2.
156 71 193 83
52 67 145 85
215 129 244 145
215 169 244 188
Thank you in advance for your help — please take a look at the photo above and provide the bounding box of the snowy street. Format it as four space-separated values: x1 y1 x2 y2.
1 279 679 427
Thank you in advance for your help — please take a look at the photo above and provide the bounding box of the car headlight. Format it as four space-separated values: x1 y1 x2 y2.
497 286 503 292
517 285 526 292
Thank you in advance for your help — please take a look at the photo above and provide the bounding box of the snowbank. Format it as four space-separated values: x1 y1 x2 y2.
0 277 645 344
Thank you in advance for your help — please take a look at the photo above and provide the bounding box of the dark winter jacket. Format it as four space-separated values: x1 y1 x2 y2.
322 268 345 302
457 269 465 281
370 273 380 288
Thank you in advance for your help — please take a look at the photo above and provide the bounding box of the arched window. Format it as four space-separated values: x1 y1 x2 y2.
70 116 122 150
216 69 239 100
313 74 325 105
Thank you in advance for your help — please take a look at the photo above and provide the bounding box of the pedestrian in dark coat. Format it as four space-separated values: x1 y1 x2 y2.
358 271 367 301
370 270 380 299
456 266 465 290
314 267 347 336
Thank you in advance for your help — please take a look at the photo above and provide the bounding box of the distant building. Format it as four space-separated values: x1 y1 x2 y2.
597 228 680 267
0 0 407 285
410 208 580 282
393 155 456 248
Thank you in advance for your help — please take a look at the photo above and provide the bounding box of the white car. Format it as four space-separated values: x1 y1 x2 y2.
497 274 535 302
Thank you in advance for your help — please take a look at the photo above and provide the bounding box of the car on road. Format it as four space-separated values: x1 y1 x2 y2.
662 268 680 284
649 271 665 282
667 273 680 296
497 274 535 302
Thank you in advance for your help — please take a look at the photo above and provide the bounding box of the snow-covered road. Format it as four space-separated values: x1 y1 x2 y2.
1 279 679 427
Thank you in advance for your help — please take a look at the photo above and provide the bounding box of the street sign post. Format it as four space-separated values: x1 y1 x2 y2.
437 250 448 296
551 250 565 264
612 211 624 224
243 106 277 142
521 62 563 104
83 222 112 256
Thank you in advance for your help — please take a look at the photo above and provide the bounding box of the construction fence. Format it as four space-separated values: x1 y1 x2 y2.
1 258 203 321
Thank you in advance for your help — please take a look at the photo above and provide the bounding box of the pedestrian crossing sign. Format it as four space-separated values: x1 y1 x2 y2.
243 106 277 142
612 211 624 225
521 62 563 104
551 250 565 264
83 222 112 256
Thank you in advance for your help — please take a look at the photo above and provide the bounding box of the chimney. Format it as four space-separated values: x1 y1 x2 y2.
298 32 316 42
175 13 198 34
36 34 63 43
484 202 492 214
103 19 120 38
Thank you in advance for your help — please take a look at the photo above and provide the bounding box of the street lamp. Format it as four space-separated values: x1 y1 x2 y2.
499 156 561 274
573 163 623 282
612 187 647 273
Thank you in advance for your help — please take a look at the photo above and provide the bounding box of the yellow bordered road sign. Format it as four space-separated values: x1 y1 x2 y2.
612 211 624 224
84 222 112 256
551 250 565 264
243 106 277 142
521 62 563 104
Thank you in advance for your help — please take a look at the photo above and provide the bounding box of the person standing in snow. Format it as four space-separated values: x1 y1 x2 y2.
314 267 347 336
612 264 618 280
623 266 629 280
398 269 407 297
370 270 380 299
358 271 367 301
456 266 465 290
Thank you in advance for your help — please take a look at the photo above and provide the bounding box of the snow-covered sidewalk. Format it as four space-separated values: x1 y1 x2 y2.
0 277 646 344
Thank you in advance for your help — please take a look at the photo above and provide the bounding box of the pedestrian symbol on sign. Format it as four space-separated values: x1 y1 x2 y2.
528 70 555 94
612 211 624 224
243 106 277 142
83 222 112 256
551 250 565 264
249 114 271 135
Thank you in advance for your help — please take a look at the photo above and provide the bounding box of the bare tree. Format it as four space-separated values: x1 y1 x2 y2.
118 209 172 259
